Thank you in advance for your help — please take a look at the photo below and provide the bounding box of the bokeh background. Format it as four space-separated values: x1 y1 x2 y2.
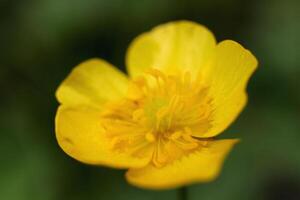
1 0 300 199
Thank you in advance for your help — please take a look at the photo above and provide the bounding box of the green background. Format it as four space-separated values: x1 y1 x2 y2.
1 0 300 199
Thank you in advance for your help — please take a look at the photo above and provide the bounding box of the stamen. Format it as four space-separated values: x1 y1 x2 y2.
145 132 156 142
132 109 144 121
101 69 213 167
169 131 182 140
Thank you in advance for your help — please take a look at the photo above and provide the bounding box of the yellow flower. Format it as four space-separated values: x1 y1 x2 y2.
55 21 258 189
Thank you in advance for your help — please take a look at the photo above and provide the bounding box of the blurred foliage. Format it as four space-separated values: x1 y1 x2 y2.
0 0 300 199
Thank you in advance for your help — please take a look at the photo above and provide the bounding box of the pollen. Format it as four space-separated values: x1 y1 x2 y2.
145 132 156 142
101 69 213 167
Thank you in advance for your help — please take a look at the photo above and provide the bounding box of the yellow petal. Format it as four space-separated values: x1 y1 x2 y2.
125 139 238 189
56 58 129 108
126 20 216 78
55 105 152 168
196 40 258 138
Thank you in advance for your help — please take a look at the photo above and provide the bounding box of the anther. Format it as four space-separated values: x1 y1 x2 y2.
132 109 144 121
169 131 182 140
145 132 156 142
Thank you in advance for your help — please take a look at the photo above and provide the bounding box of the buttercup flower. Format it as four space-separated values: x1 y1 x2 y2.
55 21 258 189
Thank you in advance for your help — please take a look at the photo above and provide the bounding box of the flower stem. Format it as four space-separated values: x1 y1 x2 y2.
178 186 188 200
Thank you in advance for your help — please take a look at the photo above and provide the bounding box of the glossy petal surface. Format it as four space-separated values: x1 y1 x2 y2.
55 106 152 168
126 21 216 78
56 58 129 108
126 139 238 189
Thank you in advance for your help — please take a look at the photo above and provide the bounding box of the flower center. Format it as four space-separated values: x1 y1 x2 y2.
101 69 213 167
